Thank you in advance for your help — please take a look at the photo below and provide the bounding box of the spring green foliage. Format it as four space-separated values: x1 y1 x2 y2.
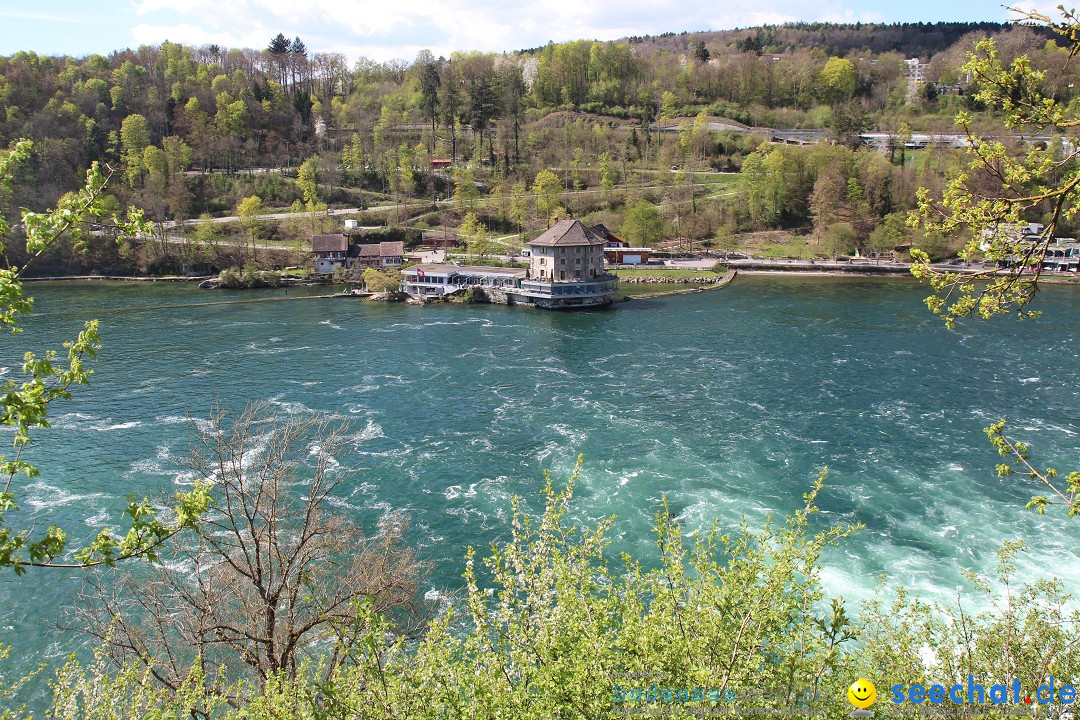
362 267 401 292
47 461 869 718
818 58 857 103
235 194 263 258
821 222 856 258
912 9 1080 327
0 139 211 574
621 200 665 247
459 211 489 257
453 166 479 208
908 10 1080 524
983 418 1080 519
531 169 563 224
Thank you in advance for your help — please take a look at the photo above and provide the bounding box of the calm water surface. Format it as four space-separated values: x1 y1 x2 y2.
1 276 1078 669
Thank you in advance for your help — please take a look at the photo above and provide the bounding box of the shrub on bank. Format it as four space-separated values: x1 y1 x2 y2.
217 262 281 289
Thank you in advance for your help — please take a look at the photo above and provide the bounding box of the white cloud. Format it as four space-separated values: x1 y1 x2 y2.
130 22 271 50
126 0 1006 62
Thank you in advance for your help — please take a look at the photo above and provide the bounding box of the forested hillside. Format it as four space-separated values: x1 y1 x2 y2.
0 19 1076 274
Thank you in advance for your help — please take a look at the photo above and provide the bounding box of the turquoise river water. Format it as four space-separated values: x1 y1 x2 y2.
0 275 1078 674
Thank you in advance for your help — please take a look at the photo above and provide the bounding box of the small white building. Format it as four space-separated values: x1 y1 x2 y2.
400 264 526 297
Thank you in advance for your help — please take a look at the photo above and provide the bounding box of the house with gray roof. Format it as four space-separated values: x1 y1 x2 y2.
510 219 617 307
401 219 617 309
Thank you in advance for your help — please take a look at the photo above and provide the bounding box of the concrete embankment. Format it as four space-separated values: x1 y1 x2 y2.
728 259 914 275
24 274 212 282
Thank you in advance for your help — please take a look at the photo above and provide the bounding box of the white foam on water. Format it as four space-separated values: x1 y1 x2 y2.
49 413 143 432
347 419 383 444
444 483 479 500
107 421 141 430
25 481 103 510
156 415 213 433
249 344 312 355
83 507 109 527
1020 377 1040 384
268 395 314 415
320 320 343 330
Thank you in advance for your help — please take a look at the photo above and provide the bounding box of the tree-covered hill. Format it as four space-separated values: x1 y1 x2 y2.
623 21 1044 59
1 18 1075 275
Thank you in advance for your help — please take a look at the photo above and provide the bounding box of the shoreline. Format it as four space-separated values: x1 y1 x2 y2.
734 267 1080 285
22 274 211 282
19 265 1080 288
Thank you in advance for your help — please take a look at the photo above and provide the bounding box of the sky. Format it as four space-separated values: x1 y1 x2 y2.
0 0 1055 62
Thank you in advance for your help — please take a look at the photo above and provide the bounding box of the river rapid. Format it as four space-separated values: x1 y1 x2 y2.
0 275 1078 673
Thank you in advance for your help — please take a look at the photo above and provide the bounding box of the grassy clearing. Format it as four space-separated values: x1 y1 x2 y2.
719 230 819 260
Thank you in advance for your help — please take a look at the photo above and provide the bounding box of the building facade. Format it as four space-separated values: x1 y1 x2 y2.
312 234 348 274
312 236 404 274
350 241 404 270
401 219 617 309
591 223 652 265
509 219 617 308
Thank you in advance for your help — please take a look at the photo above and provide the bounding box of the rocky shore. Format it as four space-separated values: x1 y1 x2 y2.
619 275 730 284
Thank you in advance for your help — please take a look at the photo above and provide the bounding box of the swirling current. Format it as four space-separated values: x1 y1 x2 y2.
0 275 1078 677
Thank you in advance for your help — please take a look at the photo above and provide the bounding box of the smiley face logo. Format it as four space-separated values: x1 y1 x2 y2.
848 679 876 709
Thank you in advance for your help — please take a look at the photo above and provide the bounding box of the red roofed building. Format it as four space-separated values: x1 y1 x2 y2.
590 223 652 265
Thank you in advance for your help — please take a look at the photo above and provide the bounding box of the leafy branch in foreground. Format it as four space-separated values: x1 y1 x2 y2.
0 138 211 573
986 418 1080 517
51 463 864 719
911 7 1080 328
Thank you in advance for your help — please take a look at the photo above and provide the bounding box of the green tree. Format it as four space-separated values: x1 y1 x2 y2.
341 134 365 188
620 200 664 247
452 165 479 208
818 57 856 103
659 89 677 120
236 195 263 261
119 113 150 187
531 168 563 224
913 10 1080 328
867 211 909 254
820 222 855 258
0 140 210 574
459 211 489 257
296 157 320 207
509 180 528 236
362 267 402 293
598 151 616 201
296 157 325 234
